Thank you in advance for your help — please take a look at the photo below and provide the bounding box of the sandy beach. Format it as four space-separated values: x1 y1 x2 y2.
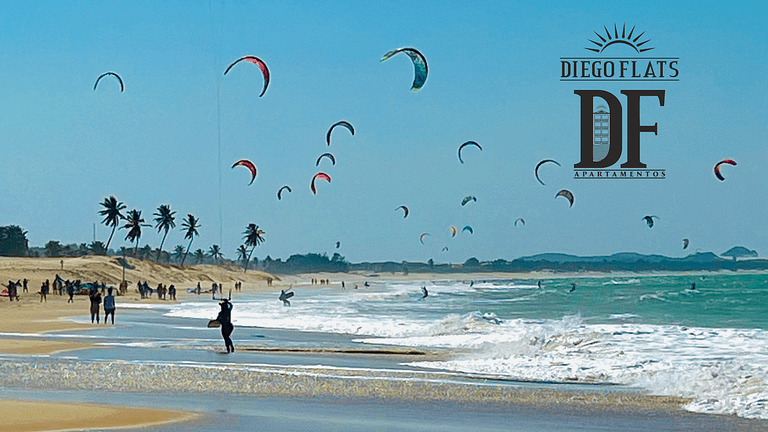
0 256 274 430
3 400 197 432
0 257 766 431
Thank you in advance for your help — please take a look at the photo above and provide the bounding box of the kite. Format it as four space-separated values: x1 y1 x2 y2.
458 141 482 164
419 232 431 244
231 159 257 185
316 153 336 166
514 218 525 226
395 205 409 218
555 189 574 207
450 226 457 237
442 247 448 252
326 121 355 146
381 47 428 91
683 238 689 249
277 186 292 200
224 56 270 97
714 159 737 181
643 215 659 228
336 241 341 249
463 225 473 234
310 172 331 195
93 72 124 92
535 159 561 185
461 196 477 206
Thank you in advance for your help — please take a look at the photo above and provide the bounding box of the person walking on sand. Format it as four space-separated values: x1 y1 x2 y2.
67 282 75 303
89 290 102 323
103 288 116 325
22 278 28 293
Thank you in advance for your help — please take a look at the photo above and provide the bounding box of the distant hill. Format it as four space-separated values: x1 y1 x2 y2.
721 246 758 258
343 249 767 274
519 252 717 264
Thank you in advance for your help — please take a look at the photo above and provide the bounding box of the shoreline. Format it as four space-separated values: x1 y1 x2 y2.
0 357 690 413
0 257 766 430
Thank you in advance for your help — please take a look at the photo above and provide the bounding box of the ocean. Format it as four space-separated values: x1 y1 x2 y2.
158 272 768 419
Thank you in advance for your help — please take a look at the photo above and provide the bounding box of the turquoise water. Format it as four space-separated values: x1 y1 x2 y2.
459 273 768 329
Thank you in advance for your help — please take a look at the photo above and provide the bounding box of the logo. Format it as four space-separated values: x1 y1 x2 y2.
561 24 678 179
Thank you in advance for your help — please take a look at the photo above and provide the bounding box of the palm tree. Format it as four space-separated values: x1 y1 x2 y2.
121 209 150 255
153 204 176 262
99 196 126 253
242 224 265 273
208 244 223 264
45 241 63 257
194 248 205 264
138 244 152 260
180 214 200 266
236 245 248 268
89 241 107 256
172 245 185 263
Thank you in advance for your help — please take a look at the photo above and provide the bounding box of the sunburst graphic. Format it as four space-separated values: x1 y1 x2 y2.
586 23 654 53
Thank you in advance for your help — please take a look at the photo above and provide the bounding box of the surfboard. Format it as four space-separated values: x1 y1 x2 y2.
207 319 221 328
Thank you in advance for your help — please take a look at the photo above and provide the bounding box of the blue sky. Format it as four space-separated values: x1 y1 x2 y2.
0 1 765 262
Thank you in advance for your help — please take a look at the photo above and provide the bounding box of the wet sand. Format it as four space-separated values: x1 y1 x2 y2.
3 399 197 432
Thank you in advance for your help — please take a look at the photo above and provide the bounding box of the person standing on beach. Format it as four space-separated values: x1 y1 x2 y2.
168 284 176 300
215 298 235 353
89 290 102 323
103 288 116 325
7 281 14 301
40 280 49 302
67 282 75 303
22 278 28 293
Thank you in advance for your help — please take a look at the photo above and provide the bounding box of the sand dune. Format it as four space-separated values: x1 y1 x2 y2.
0 255 277 291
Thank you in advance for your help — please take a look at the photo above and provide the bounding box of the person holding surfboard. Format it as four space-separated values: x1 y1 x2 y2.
279 287 294 306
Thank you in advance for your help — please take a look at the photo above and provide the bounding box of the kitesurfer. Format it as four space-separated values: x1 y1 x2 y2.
216 298 235 353
279 288 293 307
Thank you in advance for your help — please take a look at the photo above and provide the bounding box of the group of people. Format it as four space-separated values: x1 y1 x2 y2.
88 287 116 324
310 278 331 285
135 281 177 300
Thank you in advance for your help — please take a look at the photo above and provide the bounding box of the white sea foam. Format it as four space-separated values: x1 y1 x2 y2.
395 320 768 419
603 278 640 285
165 281 768 419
